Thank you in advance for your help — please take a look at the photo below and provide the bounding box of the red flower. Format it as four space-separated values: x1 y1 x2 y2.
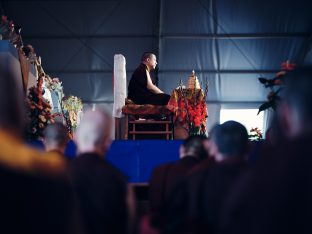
181 110 186 119
274 79 282 85
194 117 201 127
276 71 286 77
176 92 207 134
281 60 295 71
1 15 7 22
8 20 14 29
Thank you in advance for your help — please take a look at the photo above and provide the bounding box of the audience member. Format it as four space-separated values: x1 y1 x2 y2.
148 135 208 231
188 125 221 173
43 122 69 156
164 121 249 234
69 109 135 234
219 66 312 234
194 121 248 234
0 68 80 234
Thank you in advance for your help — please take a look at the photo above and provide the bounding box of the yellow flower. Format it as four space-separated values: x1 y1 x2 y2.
39 115 46 123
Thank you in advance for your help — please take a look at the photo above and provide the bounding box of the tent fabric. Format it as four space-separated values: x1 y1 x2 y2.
1 0 312 130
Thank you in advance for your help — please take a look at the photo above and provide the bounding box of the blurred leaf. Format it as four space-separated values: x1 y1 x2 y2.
258 101 274 115
258 77 268 84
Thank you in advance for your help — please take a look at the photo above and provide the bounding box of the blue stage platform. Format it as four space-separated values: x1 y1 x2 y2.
106 140 182 183
29 140 182 183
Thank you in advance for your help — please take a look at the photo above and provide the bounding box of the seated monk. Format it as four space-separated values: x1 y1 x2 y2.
128 52 170 105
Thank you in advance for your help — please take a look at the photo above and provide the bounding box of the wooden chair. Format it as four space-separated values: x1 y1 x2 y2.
122 100 174 140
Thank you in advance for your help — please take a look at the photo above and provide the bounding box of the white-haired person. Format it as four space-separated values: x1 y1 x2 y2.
69 109 135 234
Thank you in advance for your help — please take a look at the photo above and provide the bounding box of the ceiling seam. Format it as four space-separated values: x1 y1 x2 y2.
60 0 124 72
34 2 115 70
155 0 162 86
197 0 263 77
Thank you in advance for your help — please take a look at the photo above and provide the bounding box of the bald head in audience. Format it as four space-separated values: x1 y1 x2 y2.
43 123 69 154
74 109 112 156
70 109 133 234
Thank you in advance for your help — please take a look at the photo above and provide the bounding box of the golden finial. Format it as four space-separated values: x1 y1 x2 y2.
179 78 183 87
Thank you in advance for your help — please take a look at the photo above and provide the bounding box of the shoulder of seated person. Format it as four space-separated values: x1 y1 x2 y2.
0 130 67 177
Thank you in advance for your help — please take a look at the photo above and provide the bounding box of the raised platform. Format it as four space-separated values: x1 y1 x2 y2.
106 140 181 182
29 140 182 183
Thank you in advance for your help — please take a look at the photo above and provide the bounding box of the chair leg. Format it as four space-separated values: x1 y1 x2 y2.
115 118 120 140
166 122 169 140
125 115 129 140
133 122 136 140
124 113 175 140
171 114 174 140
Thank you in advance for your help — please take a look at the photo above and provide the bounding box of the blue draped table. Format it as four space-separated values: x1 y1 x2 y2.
28 140 182 183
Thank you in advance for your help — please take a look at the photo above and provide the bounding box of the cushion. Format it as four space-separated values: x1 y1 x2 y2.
122 99 172 115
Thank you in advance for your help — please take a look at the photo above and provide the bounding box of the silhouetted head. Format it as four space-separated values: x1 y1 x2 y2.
213 121 248 161
43 122 69 153
180 135 208 160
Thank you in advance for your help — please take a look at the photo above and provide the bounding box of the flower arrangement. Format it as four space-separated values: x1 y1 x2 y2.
45 77 64 95
62 95 83 132
25 76 54 140
0 15 22 47
174 79 208 135
249 127 263 141
0 14 84 141
258 61 295 114
2 14 84 139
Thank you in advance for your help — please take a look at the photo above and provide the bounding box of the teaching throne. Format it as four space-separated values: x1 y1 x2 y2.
122 99 174 140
